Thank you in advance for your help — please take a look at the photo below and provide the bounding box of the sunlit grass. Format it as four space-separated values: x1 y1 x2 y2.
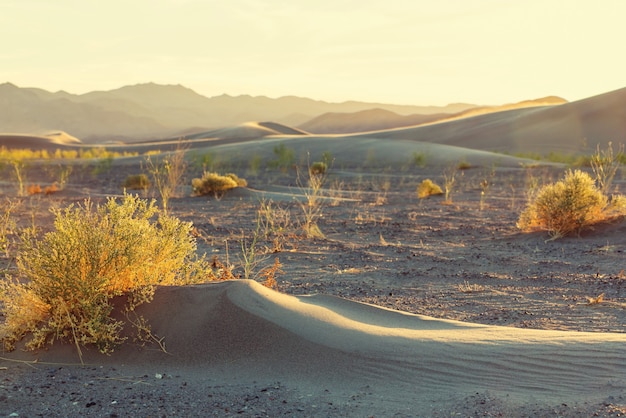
0 146 140 161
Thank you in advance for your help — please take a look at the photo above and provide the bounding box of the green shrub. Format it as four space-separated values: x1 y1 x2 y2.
268 143 295 172
192 172 246 196
122 174 151 190
417 179 443 198
0 194 211 355
516 169 625 238
412 152 426 168
310 161 327 175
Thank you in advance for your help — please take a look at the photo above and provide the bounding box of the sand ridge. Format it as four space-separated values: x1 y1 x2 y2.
6 279 623 410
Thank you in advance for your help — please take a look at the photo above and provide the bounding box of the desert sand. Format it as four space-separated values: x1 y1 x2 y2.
1 89 625 416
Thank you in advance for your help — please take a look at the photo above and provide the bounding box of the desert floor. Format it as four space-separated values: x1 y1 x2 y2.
0 156 625 417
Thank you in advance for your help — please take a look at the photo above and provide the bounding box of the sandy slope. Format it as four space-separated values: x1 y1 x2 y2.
5 280 624 414
0 132 81 150
352 87 626 154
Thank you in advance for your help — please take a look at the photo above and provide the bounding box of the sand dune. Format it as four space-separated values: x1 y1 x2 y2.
353 87 626 155
0 132 81 150
183 121 308 141
299 97 566 135
298 108 449 134
8 280 624 410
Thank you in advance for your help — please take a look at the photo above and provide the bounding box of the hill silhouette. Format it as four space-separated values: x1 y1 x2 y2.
0 82 477 142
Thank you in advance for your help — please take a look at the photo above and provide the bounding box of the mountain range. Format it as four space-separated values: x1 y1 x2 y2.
0 82 480 143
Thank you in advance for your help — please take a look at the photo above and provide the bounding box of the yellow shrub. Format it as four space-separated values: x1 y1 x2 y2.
192 172 245 197
417 179 444 198
517 169 621 238
0 194 212 354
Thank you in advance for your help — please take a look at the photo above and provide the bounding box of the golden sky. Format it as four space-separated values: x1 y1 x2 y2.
3 0 625 105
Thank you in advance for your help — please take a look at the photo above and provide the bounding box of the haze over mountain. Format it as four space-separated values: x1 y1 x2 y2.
0 82 477 143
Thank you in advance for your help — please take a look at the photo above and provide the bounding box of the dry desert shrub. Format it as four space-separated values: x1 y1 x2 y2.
144 144 188 214
44 183 59 195
590 142 623 195
297 160 328 238
0 199 19 257
122 173 151 191
309 161 327 175
0 194 212 356
26 184 42 195
417 179 444 198
517 169 625 239
192 172 247 197
26 183 59 196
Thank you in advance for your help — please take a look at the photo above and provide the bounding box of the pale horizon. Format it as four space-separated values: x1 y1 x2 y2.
3 0 625 106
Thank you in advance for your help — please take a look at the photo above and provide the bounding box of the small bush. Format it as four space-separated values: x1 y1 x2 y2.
310 161 327 175
412 152 426 168
0 199 18 257
417 179 443 198
192 172 246 197
516 169 623 238
0 194 211 354
268 143 295 172
225 173 248 187
123 174 151 190
44 183 59 195
457 160 472 170
27 184 42 195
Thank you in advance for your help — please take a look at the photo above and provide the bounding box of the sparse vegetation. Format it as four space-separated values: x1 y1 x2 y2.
412 152 426 168
269 143 295 172
44 163 72 190
517 169 626 239
458 281 486 293
192 172 247 197
26 184 42 196
442 165 457 203
123 174 151 191
417 179 443 198
297 158 328 238
590 142 623 195
144 144 187 214
91 155 114 176
248 154 262 175
258 199 293 252
9 160 26 196
191 151 216 171
0 146 138 161
310 161 327 175
457 160 472 170
586 293 605 305
0 194 212 357
479 166 496 210
321 151 333 167
0 199 19 258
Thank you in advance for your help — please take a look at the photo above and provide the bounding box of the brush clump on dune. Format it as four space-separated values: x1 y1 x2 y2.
192 172 247 197
0 194 213 356
517 169 626 239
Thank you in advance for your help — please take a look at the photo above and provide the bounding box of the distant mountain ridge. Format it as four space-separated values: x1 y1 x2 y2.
0 82 479 143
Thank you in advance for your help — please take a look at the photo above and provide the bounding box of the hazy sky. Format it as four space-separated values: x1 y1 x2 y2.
2 0 625 105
